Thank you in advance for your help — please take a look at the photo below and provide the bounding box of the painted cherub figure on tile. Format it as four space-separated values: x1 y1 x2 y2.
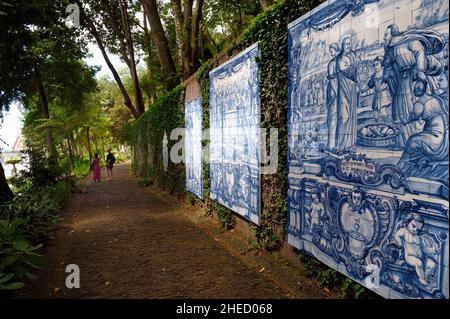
308 190 326 233
393 213 439 288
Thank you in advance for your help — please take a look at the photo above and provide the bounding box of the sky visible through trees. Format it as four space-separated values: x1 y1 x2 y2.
0 0 270 204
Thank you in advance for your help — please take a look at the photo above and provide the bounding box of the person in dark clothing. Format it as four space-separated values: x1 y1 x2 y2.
106 148 116 181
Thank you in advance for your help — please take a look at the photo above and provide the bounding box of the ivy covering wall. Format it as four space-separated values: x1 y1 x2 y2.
132 85 185 195
236 0 327 249
132 0 326 242
132 0 374 298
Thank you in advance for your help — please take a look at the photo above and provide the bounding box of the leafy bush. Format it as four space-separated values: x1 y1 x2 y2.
1 181 71 243
72 156 92 178
18 140 59 188
214 202 235 230
0 140 73 292
114 151 130 163
138 177 151 188
251 224 282 251
132 86 185 195
8 175 33 195
0 219 43 291
51 180 72 208
299 252 376 299
0 181 71 291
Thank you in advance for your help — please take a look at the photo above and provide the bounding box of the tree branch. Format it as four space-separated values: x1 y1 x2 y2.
141 0 179 89
182 0 193 78
170 0 184 72
100 0 131 67
191 0 203 71
76 0 138 118
118 0 145 115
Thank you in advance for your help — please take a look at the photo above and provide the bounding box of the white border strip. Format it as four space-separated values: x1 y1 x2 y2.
288 0 332 29
209 42 259 76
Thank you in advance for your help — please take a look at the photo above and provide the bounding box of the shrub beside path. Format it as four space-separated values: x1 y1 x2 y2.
17 162 331 298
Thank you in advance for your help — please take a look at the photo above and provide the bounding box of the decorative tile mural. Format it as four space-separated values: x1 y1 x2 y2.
185 98 203 199
209 43 261 224
288 0 449 299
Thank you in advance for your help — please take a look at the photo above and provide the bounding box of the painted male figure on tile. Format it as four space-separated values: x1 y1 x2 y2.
288 0 449 299
336 35 360 152
326 43 340 151
360 56 392 122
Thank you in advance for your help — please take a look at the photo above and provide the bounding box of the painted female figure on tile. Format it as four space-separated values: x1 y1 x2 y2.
382 24 445 147
397 83 449 180
326 43 340 151
335 35 360 152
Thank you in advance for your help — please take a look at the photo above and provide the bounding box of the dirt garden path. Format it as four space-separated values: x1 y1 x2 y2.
17 162 331 299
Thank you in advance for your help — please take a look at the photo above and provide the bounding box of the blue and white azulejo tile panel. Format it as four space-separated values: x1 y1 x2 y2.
287 0 449 299
209 43 261 225
185 98 203 199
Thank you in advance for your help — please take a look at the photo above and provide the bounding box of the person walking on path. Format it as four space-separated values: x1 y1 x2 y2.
91 153 101 183
106 148 116 181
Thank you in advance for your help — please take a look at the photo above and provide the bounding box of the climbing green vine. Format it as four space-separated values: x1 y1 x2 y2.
132 0 327 236
132 85 185 195
198 62 236 229
132 0 369 297
299 252 375 299
233 0 326 250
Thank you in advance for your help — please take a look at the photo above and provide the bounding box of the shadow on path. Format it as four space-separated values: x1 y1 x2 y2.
16 162 303 298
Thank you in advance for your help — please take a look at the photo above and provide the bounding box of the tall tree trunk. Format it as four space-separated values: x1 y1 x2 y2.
191 0 204 72
100 0 131 67
171 0 184 71
86 127 92 163
35 74 57 164
238 3 243 34
171 0 203 79
141 0 179 89
60 141 66 154
76 0 139 119
69 131 78 157
259 0 270 9
93 133 98 153
101 136 105 155
119 0 145 115
11 164 17 177
182 0 193 78
66 134 74 169
0 162 13 205
142 8 154 91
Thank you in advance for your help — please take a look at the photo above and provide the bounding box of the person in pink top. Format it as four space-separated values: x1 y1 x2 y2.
91 153 101 183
